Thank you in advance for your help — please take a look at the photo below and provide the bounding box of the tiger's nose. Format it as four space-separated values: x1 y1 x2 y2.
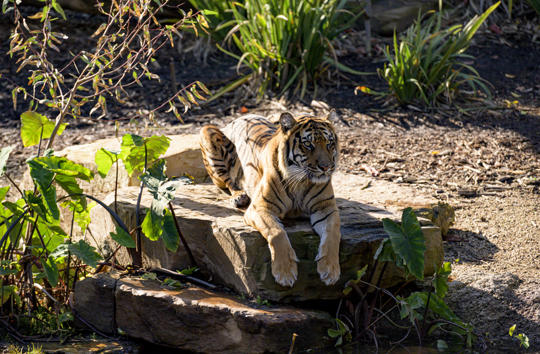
319 161 333 171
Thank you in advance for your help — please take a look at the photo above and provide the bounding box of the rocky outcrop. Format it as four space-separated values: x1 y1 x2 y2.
86 172 444 302
72 273 332 353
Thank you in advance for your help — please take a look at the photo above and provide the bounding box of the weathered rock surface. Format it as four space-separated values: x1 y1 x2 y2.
72 271 119 334
87 172 444 302
22 134 207 196
73 273 332 353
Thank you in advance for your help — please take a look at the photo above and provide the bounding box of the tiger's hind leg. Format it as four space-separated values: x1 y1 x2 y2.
199 125 250 209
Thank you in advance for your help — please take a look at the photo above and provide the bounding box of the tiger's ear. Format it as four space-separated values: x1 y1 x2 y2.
326 109 339 122
279 112 296 132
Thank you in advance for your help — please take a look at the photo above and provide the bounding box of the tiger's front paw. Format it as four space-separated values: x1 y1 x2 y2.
316 256 340 285
231 193 250 209
271 248 299 287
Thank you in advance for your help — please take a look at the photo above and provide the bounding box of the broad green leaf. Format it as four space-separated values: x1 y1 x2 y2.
140 159 181 243
64 240 102 268
35 220 66 253
0 146 14 177
56 175 86 211
25 189 59 222
41 184 60 220
141 208 163 241
20 111 67 147
162 210 179 252
42 256 59 287
382 207 426 280
31 156 93 181
0 285 17 306
95 148 119 178
0 186 9 202
27 159 54 191
110 225 135 248
120 134 170 176
327 328 341 338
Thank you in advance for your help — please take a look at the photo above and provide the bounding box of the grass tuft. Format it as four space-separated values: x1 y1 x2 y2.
378 2 499 108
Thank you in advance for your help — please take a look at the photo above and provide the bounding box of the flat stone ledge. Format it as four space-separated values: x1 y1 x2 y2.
86 172 444 302
72 273 332 353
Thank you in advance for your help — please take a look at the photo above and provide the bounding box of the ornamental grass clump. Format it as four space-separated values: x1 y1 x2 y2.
379 2 499 108
195 0 362 99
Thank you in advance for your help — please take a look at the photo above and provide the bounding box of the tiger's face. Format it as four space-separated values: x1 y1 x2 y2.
279 112 339 185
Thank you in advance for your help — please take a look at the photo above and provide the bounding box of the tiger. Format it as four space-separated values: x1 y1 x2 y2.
199 111 341 287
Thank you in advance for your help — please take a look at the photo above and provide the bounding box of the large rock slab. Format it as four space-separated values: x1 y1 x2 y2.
72 272 332 353
72 272 119 334
87 172 443 302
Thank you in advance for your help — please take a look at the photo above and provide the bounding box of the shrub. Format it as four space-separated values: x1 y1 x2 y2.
194 0 363 99
378 2 499 108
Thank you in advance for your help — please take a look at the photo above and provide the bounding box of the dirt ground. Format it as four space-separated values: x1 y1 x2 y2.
0 7 539 351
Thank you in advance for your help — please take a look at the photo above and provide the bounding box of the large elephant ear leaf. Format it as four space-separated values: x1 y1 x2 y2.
20 111 67 147
382 207 426 280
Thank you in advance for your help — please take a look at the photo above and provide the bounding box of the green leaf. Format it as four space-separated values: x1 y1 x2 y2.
67 240 102 268
0 146 14 177
434 261 452 298
20 111 67 147
141 208 163 241
56 175 86 211
162 210 179 252
517 333 529 349
110 225 135 248
509 324 516 337
0 285 17 306
140 159 181 243
327 328 341 338
95 148 119 178
119 134 170 176
0 186 10 202
73 201 94 234
42 256 59 287
382 207 426 280
41 184 60 220
51 0 66 20
30 155 93 180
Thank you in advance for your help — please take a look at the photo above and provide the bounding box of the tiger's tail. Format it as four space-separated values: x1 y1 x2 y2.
199 125 250 208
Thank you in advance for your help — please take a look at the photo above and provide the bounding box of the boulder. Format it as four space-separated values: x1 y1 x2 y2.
116 277 332 352
86 172 444 302
72 271 119 334
73 272 333 353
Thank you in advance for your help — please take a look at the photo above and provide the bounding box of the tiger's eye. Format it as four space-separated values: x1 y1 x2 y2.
303 141 313 150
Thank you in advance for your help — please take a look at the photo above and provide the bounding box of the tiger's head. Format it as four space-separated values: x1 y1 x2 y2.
277 111 339 185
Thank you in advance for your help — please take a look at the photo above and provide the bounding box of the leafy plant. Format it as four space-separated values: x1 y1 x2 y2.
200 0 364 100
188 0 236 42
376 2 499 108
0 0 205 341
333 208 474 350
509 324 530 349
327 318 352 346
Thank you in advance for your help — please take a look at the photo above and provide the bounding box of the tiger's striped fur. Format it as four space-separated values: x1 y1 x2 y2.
199 111 341 287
